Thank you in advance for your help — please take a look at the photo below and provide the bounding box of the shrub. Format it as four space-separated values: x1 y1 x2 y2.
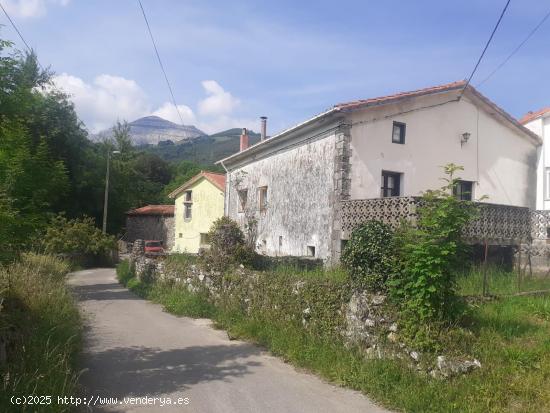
42 215 116 266
390 164 477 347
233 244 259 268
341 220 398 291
116 260 133 285
202 217 259 271
19 252 71 281
208 216 245 258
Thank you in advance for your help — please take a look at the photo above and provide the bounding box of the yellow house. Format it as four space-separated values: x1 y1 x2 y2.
168 171 226 253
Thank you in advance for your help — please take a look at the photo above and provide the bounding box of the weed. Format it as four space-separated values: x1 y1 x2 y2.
0 254 81 413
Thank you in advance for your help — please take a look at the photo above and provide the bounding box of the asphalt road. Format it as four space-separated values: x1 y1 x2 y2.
69 268 389 413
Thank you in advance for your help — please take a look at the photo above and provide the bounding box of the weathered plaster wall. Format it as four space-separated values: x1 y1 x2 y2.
125 215 174 249
226 129 339 261
173 178 225 253
347 91 539 208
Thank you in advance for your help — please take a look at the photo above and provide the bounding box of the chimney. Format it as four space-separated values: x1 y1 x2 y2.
240 128 249 151
260 116 267 141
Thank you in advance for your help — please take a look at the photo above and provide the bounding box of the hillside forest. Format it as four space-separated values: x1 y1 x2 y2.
0 38 223 261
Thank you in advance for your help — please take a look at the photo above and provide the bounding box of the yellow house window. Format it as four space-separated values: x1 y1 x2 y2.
258 186 268 212
200 233 210 246
184 190 192 220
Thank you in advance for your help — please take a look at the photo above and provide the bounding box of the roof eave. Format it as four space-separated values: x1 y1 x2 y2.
335 82 466 112
216 107 340 166
465 86 542 146
168 172 226 199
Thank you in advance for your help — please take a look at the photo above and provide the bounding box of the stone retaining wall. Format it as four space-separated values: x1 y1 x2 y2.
128 242 481 378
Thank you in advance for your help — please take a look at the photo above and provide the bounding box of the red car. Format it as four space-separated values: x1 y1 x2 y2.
144 240 165 257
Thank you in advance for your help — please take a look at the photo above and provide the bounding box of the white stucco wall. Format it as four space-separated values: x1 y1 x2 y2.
523 117 548 210
226 132 338 260
223 89 539 262
347 93 538 208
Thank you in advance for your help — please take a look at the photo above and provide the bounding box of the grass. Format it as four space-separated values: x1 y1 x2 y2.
210 293 550 412
116 260 550 412
164 253 198 268
0 253 82 413
269 264 349 282
116 262 215 318
457 266 550 296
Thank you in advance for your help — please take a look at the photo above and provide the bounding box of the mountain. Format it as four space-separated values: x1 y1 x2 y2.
93 116 206 146
140 128 262 165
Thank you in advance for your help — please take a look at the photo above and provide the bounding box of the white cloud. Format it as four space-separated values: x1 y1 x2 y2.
198 80 240 117
152 102 196 125
2 0 70 19
52 73 252 135
196 115 257 135
52 73 150 132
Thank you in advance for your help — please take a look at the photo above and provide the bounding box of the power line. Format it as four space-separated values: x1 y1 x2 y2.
460 0 511 98
137 0 185 126
477 9 550 87
0 1 45 70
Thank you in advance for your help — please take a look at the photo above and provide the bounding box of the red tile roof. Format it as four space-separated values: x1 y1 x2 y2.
126 205 174 216
202 171 226 191
168 171 226 199
218 80 541 166
519 107 550 124
334 80 467 111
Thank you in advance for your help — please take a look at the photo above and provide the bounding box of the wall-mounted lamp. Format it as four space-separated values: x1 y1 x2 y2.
461 132 471 146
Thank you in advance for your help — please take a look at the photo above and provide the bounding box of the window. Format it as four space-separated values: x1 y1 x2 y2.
307 245 316 257
183 203 192 220
183 190 192 220
258 186 268 211
238 189 248 213
381 171 401 197
179 233 182 238
392 121 406 144
200 233 210 246
453 180 474 201
279 236 283 247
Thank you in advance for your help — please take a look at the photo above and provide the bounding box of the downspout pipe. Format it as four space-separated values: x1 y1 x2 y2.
220 159 230 216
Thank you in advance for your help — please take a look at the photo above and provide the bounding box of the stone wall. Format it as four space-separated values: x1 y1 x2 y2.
125 215 175 250
128 245 480 378
225 123 342 261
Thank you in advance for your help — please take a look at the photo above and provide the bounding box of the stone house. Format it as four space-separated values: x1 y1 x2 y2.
125 205 175 250
217 80 541 264
168 171 225 253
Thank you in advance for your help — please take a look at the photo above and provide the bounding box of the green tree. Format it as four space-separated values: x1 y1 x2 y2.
112 120 133 154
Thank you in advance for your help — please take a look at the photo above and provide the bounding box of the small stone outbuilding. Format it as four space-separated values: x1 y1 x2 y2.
125 205 175 250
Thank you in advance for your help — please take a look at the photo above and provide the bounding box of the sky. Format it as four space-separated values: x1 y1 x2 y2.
1 0 550 135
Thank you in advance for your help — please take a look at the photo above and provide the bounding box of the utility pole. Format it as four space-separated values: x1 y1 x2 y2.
102 150 120 234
